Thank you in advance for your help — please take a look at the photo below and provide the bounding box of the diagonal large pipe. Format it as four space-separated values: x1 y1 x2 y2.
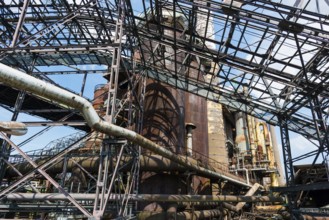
5 193 284 203
0 63 251 187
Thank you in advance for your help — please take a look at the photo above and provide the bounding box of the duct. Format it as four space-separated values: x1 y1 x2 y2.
185 123 196 156
255 122 267 160
262 123 274 168
222 183 261 213
5 193 285 203
255 205 285 212
235 112 250 154
6 154 233 180
247 115 256 165
256 122 280 187
0 63 251 188
234 183 260 211
222 202 240 212
177 209 224 219
242 168 249 185
138 209 225 220
301 214 329 220
269 125 285 186
0 121 27 136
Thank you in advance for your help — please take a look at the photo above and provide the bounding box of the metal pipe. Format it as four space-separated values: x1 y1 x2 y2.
0 132 92 217
0 63 251 188
0 121 27 136
5 155 223 177
185 123 196 156
1 158 46 197
234 183 260 211
242 168 250 185
222 183 261 213
260 123 279 188
235 112 249 153
256 121 267 159
269 125 285 186
5 193 285 203
301 215 329 220
177 209 223 219
247 115 257 165
222 202 240 212
255 205 285 212
139 208 226 220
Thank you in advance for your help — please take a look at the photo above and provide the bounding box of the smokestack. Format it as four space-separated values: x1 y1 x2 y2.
185 123 196 156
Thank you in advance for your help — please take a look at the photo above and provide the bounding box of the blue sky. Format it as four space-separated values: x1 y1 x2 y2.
0 71 107 153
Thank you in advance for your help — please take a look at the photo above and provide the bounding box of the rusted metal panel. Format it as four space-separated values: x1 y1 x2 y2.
142 80 185 153
185 61 209 157
92 84 108 116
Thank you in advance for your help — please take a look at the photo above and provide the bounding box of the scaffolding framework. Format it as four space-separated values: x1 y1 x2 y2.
0 0 328 218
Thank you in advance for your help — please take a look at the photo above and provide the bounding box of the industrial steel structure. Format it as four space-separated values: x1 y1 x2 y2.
0 0 328 219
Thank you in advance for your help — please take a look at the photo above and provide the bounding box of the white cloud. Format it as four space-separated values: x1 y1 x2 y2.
277 130 319 165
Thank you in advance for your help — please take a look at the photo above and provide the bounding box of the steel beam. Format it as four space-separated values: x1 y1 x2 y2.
0 132 92 217
0 62 252 188
280 117 294 186
10 0 30 47
272 182 329 192
23 121 87 127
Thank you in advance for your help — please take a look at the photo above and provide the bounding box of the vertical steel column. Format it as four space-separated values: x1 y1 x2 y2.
0 92 26 184
92 141 126 219
60 155 68 187
279 118 294 186
92 1 125 219
132 73 146 213
100 144 125 215
294 34 329 163
105 0 124 124
279 117 298 219
93 141 110 218
0 53 37 184
310 96 329 157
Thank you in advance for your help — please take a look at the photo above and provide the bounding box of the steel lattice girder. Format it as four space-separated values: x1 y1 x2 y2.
0 0 328 142
131 0 329 143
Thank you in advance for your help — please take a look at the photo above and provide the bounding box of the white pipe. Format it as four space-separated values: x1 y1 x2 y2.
185 123 196 156
243 168 249 185
269 125 285 186
234 183 261 211
0 63 251 187
0 121 27 136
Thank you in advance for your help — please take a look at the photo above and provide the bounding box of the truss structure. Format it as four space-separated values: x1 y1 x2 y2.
0 0 328 218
